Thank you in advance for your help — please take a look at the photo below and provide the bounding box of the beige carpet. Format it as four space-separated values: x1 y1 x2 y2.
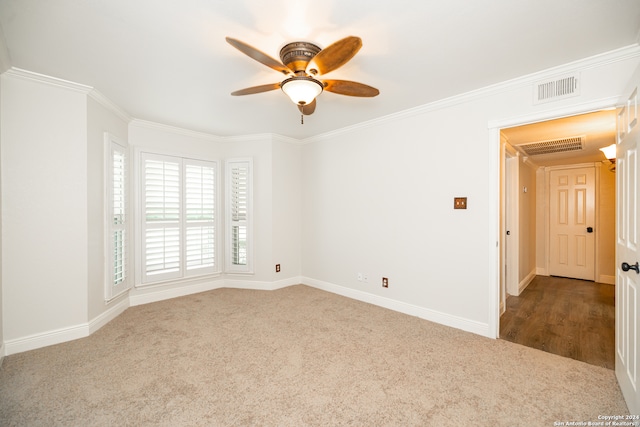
0 285 629 426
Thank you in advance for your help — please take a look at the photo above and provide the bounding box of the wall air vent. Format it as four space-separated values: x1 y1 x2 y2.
533 74 580 104
517 136 584 156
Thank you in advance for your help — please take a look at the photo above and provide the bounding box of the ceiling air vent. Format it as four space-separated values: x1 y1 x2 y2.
533 74 580 104
517 136 584 156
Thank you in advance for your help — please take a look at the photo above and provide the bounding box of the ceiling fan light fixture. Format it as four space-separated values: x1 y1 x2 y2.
600 143 617 162
281 76 323 106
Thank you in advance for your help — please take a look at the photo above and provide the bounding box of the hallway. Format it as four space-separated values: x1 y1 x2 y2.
500 275 615 369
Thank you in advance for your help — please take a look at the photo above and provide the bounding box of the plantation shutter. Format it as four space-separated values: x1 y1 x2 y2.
185 161 216 274
140 153 218 285
226 159 252 272
105 134 131 300
112 148 126 285
142 154 181 282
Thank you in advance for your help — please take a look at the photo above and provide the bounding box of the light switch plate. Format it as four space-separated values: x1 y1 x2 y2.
454 197 467 209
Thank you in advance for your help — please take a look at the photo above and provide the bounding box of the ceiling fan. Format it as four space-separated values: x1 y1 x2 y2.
225 36 379 119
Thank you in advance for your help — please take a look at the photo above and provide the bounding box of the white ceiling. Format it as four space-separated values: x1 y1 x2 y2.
1 0 639 139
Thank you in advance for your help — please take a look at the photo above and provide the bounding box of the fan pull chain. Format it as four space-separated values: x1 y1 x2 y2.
301 114 304 124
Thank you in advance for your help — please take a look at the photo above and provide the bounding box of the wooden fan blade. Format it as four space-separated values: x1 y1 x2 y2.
297 99 316 115
323 80 379 97
307 36 362 75
226 37 290 75
231 83 281 96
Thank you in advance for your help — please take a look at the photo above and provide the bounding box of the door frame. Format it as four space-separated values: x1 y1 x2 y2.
488 97 619 338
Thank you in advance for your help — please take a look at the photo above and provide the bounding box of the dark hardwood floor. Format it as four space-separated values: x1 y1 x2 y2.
500 275 615 369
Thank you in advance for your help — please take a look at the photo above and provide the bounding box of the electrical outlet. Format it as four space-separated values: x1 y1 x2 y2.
357 272 363 281
382 277 389 288
363 274 368 283
275 264 281 273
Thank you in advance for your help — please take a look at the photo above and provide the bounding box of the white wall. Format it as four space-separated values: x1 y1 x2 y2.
1 73 88 343
300 48 640 336
271 137 302 282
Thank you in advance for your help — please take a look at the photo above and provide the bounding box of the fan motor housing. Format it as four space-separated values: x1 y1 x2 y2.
280 42 321 73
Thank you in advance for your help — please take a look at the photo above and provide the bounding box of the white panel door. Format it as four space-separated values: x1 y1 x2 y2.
549 167 596 281
616 72 640 414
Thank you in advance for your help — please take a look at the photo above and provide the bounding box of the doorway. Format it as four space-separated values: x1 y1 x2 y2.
495 109 617 364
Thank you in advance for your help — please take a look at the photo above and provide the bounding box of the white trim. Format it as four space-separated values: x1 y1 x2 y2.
488 97 621 130
130 119 225 143
225 276 302 291
3 67 93 93
88 297 130 335
0 343 5 361
130 277 225 306
4 324 89 356
3 298 130 355
4 275 485 355
302 277 491 338
89 89 132 123
518 269 537 294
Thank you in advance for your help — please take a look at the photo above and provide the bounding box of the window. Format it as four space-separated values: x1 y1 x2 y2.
140 152 218 284
105 133 131 300
225 158 252 273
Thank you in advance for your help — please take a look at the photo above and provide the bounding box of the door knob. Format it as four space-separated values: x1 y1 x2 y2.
621 262 640 274
587 227 593 233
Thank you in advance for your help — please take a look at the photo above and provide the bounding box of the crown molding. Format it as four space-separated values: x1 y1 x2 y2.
130 119 303 146
3 67 93 93
303 44 640 144
224 133 303 145
88 89 132 123
129 119 226 143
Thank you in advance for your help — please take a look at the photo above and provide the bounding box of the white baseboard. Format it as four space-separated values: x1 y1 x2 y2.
301 277 491 338
4 323 89 356
225 276 302 291
4 275 486 356
0 343 5 363
518 270 537 294
89 297 130 335
129 276 302 306
130 277 225 306
599 274 615 285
